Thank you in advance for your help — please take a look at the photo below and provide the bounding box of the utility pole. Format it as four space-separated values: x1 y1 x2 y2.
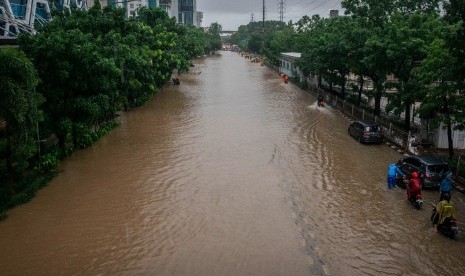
278 0 285 22
262 0 265 29
250 13 255 22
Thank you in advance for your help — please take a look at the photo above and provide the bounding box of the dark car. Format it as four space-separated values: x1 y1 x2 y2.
348 120 384 144
396 155 451 189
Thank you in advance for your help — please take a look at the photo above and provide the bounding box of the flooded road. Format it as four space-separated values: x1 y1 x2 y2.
1 51 464 275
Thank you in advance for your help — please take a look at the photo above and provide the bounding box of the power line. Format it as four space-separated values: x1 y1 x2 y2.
278 0 285 22
286 0 342 15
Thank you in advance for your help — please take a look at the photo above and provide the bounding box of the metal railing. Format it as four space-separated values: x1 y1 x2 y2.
310 86 417 154
455 155 465 184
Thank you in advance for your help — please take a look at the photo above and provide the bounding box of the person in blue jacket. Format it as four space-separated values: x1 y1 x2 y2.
439 172 454 200
387 164 404 189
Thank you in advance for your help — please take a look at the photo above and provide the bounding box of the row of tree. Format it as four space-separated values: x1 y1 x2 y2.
0 5 222 216
231 0 465 158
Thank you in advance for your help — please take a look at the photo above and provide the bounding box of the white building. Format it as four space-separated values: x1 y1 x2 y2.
279 52 305 82
159 0 174 18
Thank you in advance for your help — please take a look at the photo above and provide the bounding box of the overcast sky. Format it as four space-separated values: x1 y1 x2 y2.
197 0 344 30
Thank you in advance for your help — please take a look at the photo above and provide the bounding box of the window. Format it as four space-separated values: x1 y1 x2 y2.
366 125 380 132
427 164 449 174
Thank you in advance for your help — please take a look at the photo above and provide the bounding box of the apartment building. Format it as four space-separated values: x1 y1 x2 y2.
177 0 202 27
0 0 52 38
103 0 202 26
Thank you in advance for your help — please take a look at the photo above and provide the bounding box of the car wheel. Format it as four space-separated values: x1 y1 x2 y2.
358 135 363 143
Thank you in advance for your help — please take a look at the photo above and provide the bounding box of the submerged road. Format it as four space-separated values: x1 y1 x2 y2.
0 51 464 276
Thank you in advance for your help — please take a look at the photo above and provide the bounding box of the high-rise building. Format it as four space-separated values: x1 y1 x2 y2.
159 0 171 14
107 0 157 18
177 0 202 27
0 0 52 38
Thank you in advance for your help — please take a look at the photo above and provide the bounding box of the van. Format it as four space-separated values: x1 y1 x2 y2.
348 120 384 144
396 155 451 189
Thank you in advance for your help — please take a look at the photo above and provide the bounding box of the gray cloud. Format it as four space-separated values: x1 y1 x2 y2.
198 0 343 30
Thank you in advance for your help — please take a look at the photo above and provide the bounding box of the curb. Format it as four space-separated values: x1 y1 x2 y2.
452 177 465 194
384 141 409 156
455 185 465 193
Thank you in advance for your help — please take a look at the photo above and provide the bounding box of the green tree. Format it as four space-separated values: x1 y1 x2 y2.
20 6 185 151
205 22 222 54
414 36 463 159
384 12 441 129
261 23 296 66
443 0 465 87
0 48 39 194
230 21 286 54
342 0 441 118
296 15 327 87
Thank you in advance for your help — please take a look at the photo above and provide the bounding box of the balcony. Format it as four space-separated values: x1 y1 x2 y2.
159 0 171 6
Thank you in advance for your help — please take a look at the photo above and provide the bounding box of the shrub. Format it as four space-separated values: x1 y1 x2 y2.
40 150 60 172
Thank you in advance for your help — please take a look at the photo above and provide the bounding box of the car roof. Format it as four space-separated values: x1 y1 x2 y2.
354 120 379 127
411 155 447 165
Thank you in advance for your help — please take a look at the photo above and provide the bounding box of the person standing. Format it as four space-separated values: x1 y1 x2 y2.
387 163 404 189
439 172 454 201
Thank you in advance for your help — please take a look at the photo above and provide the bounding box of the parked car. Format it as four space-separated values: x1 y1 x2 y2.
396 155 451 189
348 120 384 144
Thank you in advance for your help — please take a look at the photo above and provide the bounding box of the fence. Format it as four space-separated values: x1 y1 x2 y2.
308 85 417 154
455 155 465 184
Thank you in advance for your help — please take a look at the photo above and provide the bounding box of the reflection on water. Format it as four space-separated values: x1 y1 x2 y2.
0 52 464 276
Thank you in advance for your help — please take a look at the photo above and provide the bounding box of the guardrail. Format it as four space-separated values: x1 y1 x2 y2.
307 85 419 155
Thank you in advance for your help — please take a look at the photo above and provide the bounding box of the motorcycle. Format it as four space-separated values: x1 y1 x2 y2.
317 99 325 107
409 192 423 209
397 176 423 209
431 204 459 239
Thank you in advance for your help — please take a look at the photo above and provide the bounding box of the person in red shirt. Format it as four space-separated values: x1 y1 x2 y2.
407 171 422 201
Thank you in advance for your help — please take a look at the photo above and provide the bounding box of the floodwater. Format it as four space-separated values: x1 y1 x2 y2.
1 51 464 276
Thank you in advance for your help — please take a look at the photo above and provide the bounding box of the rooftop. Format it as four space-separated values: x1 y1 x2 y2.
281 52 301 58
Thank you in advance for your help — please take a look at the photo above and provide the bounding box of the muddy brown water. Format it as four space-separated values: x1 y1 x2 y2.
1 51 464 276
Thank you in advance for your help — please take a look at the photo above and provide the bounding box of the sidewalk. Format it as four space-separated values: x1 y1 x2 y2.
452 176 465 194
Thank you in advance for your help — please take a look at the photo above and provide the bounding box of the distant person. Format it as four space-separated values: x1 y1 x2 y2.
317 94 325 107
387 163 404 189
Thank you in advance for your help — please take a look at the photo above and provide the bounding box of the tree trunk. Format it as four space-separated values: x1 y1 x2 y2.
58 133 66 157
357 76 364 107
368 75 383 116
341 78 346 99
374 95 381 116
5 124 15 194
447 119 454 159
404 102 411 130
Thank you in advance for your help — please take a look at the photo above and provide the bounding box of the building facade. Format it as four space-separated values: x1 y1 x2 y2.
279 52 305 82
1 0 203 40
177 0 201 27
106 0 157 18
159 0 172 16
0 0 52 38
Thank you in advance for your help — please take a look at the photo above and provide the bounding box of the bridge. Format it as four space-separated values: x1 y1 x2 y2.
219 30 236 37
